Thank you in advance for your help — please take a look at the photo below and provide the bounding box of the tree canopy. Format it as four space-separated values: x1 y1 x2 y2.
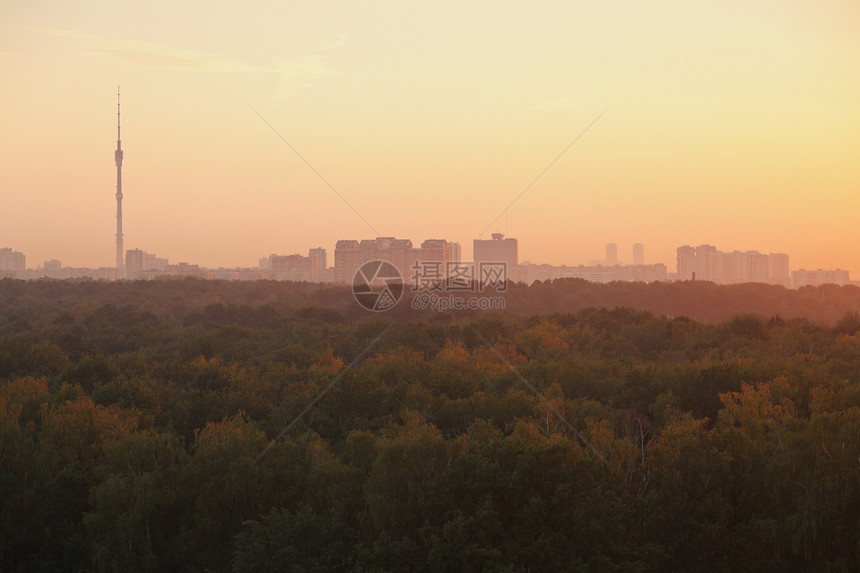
1 278 859 571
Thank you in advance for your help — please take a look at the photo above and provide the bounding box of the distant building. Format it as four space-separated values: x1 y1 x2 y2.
166 262 207 278
126 249 146 277
632 243 644 266
268 254 318 281
334 237 456 285
695 244 718 282
308 247 327 279
447 242 462 264
768 253 790 287
676 244 790 286
606 243 618 265
334 240 361 283
126 249 168 278
676 246 697 280
24 263 118 281
0 248 26 275
42 260 62 279
791 269 851 289
419 239 449 264
474 233 518 269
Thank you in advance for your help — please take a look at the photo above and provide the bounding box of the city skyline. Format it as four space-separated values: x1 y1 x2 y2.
2 1 858 272
3 237 854 291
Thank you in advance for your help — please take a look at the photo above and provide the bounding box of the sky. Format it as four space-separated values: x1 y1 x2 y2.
1 0 858 273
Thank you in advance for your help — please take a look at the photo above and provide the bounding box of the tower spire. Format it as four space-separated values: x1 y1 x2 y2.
115 86 124 278
117 86 121 141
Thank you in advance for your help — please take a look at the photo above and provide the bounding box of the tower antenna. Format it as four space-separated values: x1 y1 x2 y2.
114 86 124 278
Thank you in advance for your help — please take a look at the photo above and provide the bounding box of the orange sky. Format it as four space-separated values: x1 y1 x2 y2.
1 1 858 274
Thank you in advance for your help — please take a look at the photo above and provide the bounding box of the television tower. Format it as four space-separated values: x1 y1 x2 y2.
114 86 124 278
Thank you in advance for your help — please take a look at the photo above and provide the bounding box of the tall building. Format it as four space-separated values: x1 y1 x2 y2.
334 240 361 283
43 260 62 279
126 249 146 277
334 237 455 284
632 243 644 266
308 247 327 277
447 242 462 264
367 238 414 280
695 244 718 282
745 251 769 283
125 249 168 278
474 233 518 268
718 251 743 284
677 244 794 286
606 243 618 265
417 240 450 284
768 253 790 287
676 246 697 280
114 87 125 279
0 248 26 274
144 252 157 272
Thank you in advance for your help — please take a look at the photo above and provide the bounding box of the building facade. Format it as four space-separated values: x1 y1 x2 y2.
632 243 644 266
676 244 791 286
473 233 518 268
791 269 851 289
447 242 462 264
334 237 456 285
606 243 618 264
0 248 26 275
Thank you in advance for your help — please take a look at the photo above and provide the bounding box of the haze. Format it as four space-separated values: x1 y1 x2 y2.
1 0 858 272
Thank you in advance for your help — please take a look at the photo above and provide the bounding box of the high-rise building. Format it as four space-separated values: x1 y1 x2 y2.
125 249 146 277
694 244 719 282
474 234 518 286
677 244 794 286
718 251 743 283
125 249 168 278
745 251 769 283
416 239 449 284
43 260 62 279
632 243 644 265
334 237 455 284
447 242 462 264
308 247 327 278
366 238 414 280
334 240 361 283
768 253 790 287
605 243 618 265
676 245 697 280
474 233 518 268
144 252 157 272
0 248 26 274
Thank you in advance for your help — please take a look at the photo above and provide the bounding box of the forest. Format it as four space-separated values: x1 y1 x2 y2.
1 277 859 572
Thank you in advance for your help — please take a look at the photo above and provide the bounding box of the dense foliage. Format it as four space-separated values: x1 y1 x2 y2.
1 278 859 572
